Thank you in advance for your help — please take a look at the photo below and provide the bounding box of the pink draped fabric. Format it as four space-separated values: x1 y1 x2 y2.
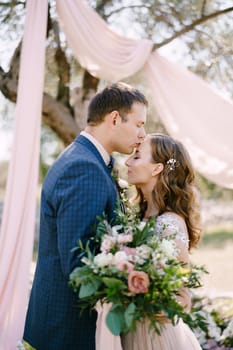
56 0 153 81
56 0 233 189
0 0 48 348
145 52 233 189
96 303 122 350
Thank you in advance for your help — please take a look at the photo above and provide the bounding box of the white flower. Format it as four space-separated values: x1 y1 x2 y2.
112 251 128 265
136 245 152 259
111 225 123 237
134 255 146 265
118 178 128 189
94 252 113 267
193 328 207 346
160 239 177 259
221 319 233 339
205 314 221 341
81 257 92 266
137 221 146 231
16 342 25 350
151 251 161 265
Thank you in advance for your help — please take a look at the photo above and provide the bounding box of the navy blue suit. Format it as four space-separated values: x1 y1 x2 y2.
23 135 117 350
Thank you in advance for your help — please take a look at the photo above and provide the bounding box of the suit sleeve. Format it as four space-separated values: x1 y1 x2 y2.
54 161 110 277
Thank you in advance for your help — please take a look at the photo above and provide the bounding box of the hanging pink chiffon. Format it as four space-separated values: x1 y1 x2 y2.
96 303 122 350
144 52 233 189
56 0 153 81
56 0 233 189
0 0 48 349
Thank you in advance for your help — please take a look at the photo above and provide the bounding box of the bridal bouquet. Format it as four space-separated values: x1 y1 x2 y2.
69 208 207 336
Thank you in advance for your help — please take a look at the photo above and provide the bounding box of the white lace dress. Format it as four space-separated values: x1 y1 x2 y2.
121 212 201 350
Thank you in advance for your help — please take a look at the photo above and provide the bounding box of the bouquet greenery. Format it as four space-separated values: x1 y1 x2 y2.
69 207 207 336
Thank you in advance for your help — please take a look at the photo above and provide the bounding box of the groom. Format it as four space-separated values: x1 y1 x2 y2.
23 82 147 350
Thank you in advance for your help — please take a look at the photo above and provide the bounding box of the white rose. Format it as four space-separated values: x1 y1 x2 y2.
111 225 123 237
160 239 177 259
136 244 152 259
93 252 113 267
112 251 128 265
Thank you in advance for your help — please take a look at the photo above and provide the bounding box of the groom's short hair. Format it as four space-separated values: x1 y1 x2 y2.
87 82 148 125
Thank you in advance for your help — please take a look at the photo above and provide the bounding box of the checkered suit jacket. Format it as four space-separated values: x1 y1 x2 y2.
23 135 117 350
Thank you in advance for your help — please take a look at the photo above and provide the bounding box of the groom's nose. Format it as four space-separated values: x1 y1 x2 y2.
138 127 146 140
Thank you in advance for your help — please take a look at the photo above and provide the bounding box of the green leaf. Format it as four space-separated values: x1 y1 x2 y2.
79 279 101 298
102 277 126 290
124 302 136 329
106 305 125 336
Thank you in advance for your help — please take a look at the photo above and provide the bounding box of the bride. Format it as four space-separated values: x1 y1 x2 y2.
96 133 202 350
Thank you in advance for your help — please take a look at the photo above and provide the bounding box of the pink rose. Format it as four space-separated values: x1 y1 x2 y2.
128 271 150 294
117 261 134 273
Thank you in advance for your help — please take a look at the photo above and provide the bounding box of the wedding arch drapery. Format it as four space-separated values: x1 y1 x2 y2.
56 0 233 189
1 0 233 348
0 1 48 349
145 52 233 188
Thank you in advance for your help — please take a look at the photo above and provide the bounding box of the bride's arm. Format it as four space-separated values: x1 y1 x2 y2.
174 237 191 312
156 213 192 312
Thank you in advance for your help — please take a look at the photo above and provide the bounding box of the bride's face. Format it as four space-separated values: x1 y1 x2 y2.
125 137 157 187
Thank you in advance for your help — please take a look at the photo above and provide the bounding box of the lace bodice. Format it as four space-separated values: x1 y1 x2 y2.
155 212 190 250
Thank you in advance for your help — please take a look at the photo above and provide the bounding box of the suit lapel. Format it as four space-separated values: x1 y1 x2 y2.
75 135 107 168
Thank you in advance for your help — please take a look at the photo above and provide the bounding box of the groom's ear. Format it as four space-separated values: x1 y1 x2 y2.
152 163 164 176
107 111 121 126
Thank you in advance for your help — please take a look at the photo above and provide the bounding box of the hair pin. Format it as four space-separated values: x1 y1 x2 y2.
166 158 179 171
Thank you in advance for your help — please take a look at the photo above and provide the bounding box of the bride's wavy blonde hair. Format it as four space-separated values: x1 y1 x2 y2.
136 133 201 250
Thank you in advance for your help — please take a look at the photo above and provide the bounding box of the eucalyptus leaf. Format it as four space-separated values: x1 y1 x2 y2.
124 302 136 329
102 277 126 289
106 305 125 336
79 279 101 298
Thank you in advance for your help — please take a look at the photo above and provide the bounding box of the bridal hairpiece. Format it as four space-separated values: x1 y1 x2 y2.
166 157 179 171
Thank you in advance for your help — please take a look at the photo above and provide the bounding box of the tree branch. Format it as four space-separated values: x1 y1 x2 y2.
105 4 151 18
153 6 233 49
43 93 79 146
53 20 71 109
0 65 78 146
0 1 24 6
201 0 207 16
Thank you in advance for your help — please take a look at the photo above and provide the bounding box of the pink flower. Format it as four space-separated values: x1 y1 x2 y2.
100 236 116 253
121 246 137 256
128 271 150 294
117 261 134 273
117 234 133 244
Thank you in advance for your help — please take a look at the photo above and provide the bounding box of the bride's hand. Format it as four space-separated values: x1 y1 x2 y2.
155 311 171 324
